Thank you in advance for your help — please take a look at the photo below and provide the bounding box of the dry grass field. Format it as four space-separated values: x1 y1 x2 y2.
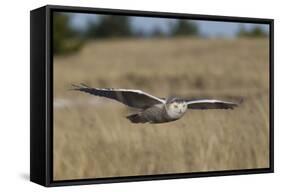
53 37 270 180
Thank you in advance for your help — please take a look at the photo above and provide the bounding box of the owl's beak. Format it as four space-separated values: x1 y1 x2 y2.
180 109 186 113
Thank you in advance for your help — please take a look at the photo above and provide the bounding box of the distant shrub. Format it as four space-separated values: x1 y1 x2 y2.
150 27 166 38
170 20 199 36
53 13 84 55
237 25 268 38
85 16 132 39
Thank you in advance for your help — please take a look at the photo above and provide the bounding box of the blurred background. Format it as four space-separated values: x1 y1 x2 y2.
53 12 269 55
53 12 270 180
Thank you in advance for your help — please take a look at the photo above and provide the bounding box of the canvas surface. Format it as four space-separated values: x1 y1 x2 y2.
53 12 270 180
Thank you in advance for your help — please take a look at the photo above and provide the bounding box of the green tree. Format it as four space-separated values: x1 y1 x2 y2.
85 15 132 38
237 24 247 37
171 20 199 36
237 24 268 38
53 13 84 55
150 27 165 38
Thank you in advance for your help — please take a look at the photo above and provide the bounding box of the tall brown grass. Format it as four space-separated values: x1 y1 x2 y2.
53 37 269 180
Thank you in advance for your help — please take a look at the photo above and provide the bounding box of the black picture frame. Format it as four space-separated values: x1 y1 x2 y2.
30 4 274 187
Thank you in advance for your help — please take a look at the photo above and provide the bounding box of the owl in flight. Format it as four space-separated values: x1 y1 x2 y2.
72 84 239 124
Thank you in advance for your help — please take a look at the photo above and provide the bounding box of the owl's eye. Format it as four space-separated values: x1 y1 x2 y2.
174 104 178 108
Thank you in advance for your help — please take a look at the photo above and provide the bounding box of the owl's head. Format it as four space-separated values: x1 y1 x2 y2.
165 97 187 118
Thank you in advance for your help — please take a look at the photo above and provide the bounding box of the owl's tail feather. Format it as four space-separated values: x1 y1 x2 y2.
126 114 147 123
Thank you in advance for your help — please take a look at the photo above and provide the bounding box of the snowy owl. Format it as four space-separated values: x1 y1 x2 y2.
72 84 239 124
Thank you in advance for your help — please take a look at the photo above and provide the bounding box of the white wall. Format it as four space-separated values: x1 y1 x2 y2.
0 0 279 191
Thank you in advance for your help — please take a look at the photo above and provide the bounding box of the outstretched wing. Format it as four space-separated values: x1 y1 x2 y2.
185 99 238 110
71 84 165 109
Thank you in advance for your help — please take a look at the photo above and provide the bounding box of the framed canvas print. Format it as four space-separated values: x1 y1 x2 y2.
30 5 274 187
